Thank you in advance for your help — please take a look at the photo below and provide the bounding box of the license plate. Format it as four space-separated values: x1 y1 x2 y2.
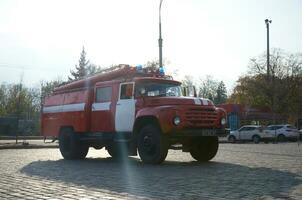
201 129 217 136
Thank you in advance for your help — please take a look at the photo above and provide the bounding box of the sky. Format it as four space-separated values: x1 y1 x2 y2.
0 0 301 92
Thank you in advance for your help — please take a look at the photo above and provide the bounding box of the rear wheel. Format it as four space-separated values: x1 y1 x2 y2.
190 136 218 162
277 134 286 142
59 128 89 160
106 142 129 160
137 124 168 164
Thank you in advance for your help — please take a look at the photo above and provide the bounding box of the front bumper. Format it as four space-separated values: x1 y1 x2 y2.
169 128 227 138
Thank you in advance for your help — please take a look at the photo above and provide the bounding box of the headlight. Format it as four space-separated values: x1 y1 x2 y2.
221 118 226 125
173 116 181 126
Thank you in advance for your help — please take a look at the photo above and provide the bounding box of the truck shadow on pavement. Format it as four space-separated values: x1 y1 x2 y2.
21 157 301 199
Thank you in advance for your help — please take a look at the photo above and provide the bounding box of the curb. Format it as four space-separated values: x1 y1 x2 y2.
0 136 44 140
0 142 229 150
0 144 58 150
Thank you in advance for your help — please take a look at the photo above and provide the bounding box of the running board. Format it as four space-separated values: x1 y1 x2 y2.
43 137 57 143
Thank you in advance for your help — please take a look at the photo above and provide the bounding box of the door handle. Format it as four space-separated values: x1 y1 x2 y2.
117 103 121 106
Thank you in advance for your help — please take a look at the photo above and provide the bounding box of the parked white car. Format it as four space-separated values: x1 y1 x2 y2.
228 125 273 143
264 124 300 142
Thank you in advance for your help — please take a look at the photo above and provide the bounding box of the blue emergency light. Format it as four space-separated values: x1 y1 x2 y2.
159 66 165 75
136 64 143 73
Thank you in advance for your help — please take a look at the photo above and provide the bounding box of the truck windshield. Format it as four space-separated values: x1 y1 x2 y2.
135 82 182 97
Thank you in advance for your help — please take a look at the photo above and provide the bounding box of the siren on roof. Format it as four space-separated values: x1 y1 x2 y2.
159 66 165 75
136 64 143 73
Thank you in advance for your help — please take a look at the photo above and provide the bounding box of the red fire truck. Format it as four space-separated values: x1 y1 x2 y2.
42 65 226 164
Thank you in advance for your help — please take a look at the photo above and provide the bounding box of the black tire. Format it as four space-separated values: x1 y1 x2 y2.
277 134 286 142
59 128 89 160
289 138 297 142
137 124 168 164
190 136 219 162
106 143 128 160
252 135 260 144
228 135 236 143
106 144 116 158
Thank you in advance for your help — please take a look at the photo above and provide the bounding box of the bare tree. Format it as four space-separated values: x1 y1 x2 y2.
230 49 302 123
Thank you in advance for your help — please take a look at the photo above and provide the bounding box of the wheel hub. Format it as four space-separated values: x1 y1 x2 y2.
143 135 154 153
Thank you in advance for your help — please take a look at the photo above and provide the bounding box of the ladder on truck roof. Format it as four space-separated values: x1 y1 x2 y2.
53 64 172 94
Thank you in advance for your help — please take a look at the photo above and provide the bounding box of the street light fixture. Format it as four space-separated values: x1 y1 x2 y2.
158 0 163 68
265 19 272 78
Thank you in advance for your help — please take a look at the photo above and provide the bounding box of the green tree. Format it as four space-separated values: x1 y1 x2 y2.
144 59 169 72
0 83 40 119
0 82 44 135
214 81 227 104
69 47 89 80
198 76 218 101
40 78 64 98
69 47 101 81
145 60 159 71
0 84 8 115
229 49 302 122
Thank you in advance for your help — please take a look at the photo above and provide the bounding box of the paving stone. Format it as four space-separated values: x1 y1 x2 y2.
0 143 301 199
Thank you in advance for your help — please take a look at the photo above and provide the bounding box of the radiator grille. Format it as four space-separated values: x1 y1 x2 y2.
185 108 218 127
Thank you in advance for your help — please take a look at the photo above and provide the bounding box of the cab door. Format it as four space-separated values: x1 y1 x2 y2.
115 82 135 132
91 83 114 132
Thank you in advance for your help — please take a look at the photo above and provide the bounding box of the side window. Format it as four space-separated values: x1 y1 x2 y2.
276 126 283 130
120 83 134 100
240 127 247 131
95 87 112 102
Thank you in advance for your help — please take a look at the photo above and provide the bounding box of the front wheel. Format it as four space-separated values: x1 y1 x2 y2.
137 125 168 164
252 135 260 144
190 136 219 162
228 135 236 143
59 128 89 160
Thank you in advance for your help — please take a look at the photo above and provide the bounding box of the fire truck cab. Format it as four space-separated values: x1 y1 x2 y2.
42 65 226 164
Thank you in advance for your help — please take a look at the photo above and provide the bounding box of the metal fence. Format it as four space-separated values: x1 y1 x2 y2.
0 117 40 136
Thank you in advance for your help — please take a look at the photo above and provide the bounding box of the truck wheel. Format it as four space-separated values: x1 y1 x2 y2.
137 125 168 164
106 143 128 160
189 136 218 162
252 135 260 144
59 128 89 160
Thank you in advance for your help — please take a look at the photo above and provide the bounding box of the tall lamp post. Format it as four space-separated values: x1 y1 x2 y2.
265 19 272 78
265 19 276 125
158 0 163 68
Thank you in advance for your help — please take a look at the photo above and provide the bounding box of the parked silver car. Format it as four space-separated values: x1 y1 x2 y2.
228 125 273 143
264 124 300 142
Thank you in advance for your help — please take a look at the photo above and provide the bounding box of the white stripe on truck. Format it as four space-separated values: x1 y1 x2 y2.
43 103 85 113
92 102 111 111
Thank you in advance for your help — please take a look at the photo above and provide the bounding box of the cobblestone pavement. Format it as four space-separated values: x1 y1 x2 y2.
0 143 301 200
